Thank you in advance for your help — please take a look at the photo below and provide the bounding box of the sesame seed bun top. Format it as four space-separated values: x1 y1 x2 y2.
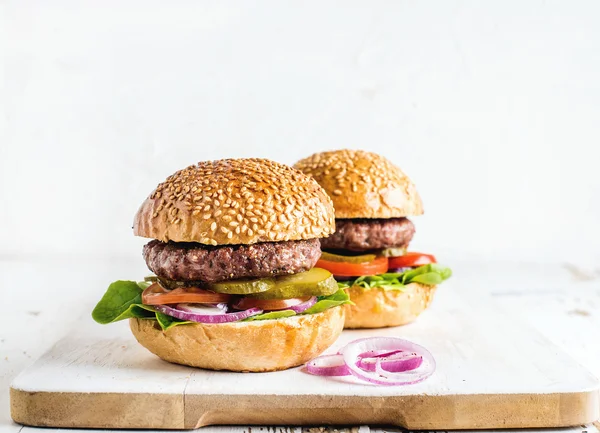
294 149 423 219
134 158 335 245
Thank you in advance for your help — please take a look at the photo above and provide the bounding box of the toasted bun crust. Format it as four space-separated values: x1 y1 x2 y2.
129 307 345 372
134 158 335 245
343 283 435 328
294 149 423 219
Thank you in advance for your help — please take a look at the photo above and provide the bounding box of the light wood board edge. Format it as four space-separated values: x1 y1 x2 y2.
10 388 185 429
186 392 600 429
10 387 599 430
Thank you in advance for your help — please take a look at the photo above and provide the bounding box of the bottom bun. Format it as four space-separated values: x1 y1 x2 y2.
129 307 345 372
343 282 436 329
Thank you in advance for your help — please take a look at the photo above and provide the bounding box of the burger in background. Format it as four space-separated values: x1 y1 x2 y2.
92 158 350 372
294 149 451 329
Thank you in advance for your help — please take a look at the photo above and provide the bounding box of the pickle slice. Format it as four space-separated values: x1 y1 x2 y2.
378 247 407 257
207 277 275 295
156 277 188 289
249 267 338 299
320 251 376 263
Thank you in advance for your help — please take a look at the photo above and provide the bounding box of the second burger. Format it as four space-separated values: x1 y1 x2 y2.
294 149 451 329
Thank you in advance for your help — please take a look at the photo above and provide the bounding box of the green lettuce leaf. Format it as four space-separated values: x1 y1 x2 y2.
92 280 152 323
244 310 296 321
303 288 352 314
91 280 190 330
155 311 193 330
337 263 452 291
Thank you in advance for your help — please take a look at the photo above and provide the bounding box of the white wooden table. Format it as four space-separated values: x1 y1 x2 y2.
1 258 599 432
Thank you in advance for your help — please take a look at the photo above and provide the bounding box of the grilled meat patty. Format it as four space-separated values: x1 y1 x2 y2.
320 218 415 252
143 238 321 283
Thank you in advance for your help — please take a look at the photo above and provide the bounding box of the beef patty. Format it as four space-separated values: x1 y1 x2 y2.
320 218 415 252
143 238 321 283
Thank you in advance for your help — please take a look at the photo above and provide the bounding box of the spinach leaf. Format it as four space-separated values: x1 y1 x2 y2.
303 288 352 314
92 280 152 324
338 264 452 291
155 311 193 330
244 310 296 321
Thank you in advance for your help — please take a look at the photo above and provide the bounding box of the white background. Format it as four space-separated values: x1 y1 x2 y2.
3 0 600 266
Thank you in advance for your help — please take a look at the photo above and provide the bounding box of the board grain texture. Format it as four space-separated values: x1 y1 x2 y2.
10 287 600 430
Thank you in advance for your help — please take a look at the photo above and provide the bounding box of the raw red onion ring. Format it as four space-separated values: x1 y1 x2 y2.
288 297 317 313
342 337 435 385
177 303 229 313
155 304 262 324
305 337 435 386
357 350 422 372
306 354 350 376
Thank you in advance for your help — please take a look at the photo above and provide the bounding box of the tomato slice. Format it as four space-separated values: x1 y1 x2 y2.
142 283 232 305
388 252 437 269
315 256 389 277
232 297 310 311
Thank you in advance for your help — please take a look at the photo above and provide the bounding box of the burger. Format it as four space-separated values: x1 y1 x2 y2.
92 158 350 372
294 149 451 329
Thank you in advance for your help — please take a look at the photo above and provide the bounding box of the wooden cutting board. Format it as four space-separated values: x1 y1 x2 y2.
10 287 600 430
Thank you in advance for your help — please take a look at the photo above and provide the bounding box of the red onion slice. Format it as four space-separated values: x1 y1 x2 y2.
155 304 262 324
388 267 412 273
357 350 423 372
341 337 435 385
305 343 430 382
305 354 350 376
177 303 228 313
288 297 317 313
